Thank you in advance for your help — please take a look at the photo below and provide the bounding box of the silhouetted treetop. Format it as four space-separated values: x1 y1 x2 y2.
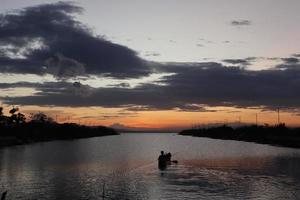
30 112 54 123
0 106 118 148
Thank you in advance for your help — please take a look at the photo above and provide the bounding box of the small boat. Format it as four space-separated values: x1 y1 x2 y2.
158 159 178 170
158 151 178 170
158 159 168 170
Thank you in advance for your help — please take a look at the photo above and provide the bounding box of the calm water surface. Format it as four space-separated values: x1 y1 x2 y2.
1 133 300 199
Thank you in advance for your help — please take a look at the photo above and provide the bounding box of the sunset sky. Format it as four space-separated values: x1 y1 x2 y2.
1 0 300 129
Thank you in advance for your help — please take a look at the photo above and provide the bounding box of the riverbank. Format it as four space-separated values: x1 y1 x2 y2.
179 124 300 148
0 122 118 148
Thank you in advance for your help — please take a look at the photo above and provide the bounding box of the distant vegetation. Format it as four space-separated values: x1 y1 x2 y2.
0 107 118 148
179 124 300 148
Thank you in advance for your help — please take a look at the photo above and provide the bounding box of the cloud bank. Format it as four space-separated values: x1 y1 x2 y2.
2 61 300 111
0 1 151 78
1 2 300 113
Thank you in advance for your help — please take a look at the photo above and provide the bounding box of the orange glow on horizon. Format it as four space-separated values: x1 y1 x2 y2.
1 104 299 129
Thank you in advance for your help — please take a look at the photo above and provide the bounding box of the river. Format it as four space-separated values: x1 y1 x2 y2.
1 133 300 199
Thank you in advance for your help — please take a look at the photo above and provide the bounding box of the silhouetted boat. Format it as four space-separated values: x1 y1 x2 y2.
158 160 178 170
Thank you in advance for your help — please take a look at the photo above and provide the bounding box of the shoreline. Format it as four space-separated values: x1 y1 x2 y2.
0 122 119 149
179 133 300 149
179 125 300 149
0 133 118 149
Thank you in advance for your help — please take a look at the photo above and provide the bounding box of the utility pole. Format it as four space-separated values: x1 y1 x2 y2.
277 108 280 125
102 182 105 199
1 191 7 200
255 113 258 126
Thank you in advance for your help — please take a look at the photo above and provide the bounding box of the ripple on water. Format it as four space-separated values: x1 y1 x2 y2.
1 133 300 199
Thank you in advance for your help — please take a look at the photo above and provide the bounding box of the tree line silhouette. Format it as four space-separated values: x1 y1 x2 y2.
0 107 118 148
179 124 300 148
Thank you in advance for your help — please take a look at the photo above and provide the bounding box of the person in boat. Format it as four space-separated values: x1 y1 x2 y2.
158 151 167 170
166 152 172 162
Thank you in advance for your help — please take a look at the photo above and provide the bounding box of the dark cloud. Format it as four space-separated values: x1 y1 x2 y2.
144 51 160 57
108 82 130 88
2 62 300 112
0 2 151 78
292 54 300 58
266 57 281 61
0 81 94 97
45 53 86 79
222 58 255 66
175 104 217 112
159 63 300 110
0 81 42 88
231 20 251 26
82 111 138 120
196 44 205 47
282 57 299 64
198 38 214 44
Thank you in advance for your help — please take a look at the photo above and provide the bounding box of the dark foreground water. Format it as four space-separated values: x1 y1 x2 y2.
1 133 300 200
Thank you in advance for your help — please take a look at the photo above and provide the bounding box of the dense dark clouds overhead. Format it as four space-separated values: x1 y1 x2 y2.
2 62 300 111
0 1 151 78
1 2 300 112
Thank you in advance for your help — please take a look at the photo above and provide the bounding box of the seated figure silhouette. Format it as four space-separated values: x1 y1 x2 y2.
158 151 167 170
166 152 172 162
